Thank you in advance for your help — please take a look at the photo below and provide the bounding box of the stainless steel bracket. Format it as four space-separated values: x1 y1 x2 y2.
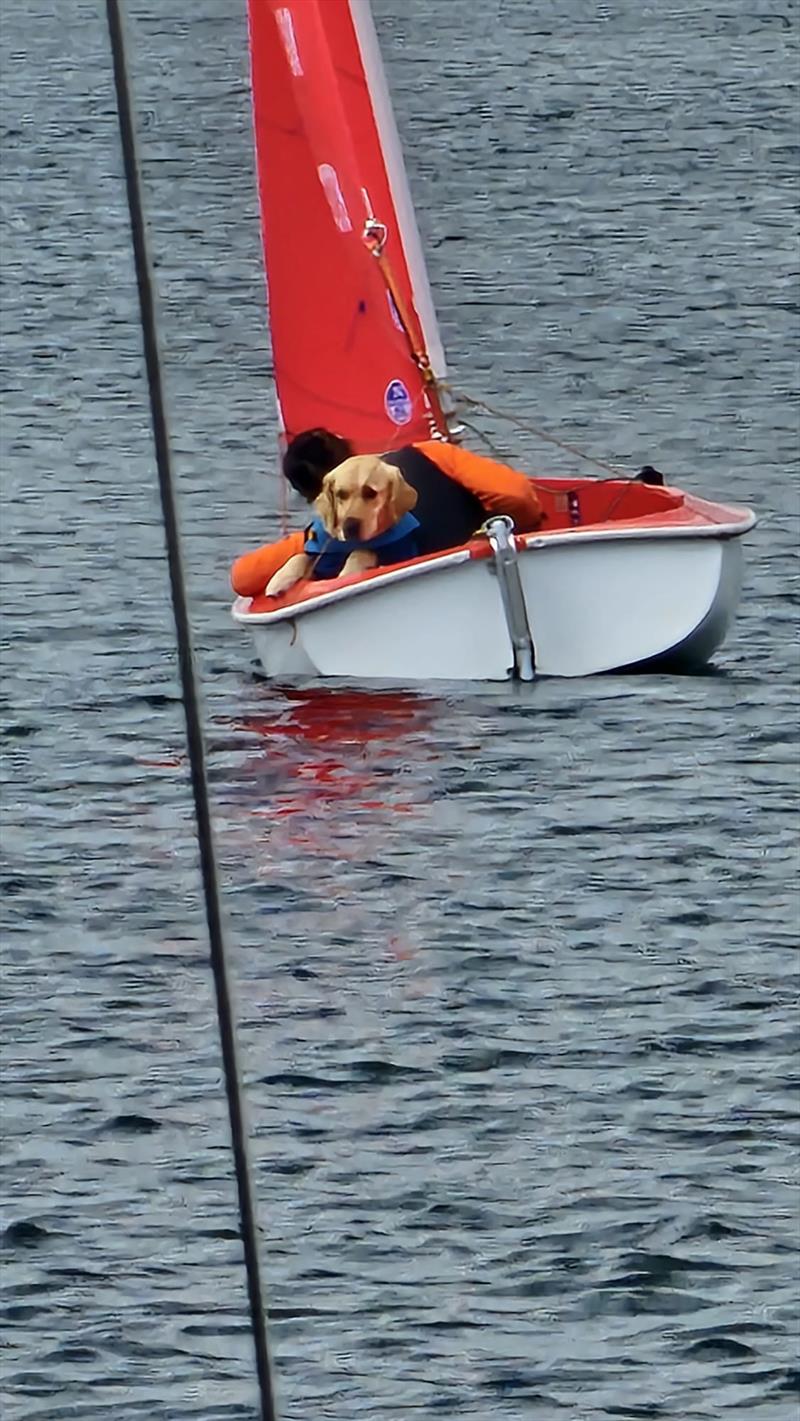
484 516 536 681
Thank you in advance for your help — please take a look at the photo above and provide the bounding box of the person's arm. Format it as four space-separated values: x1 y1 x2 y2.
230 530 307 597
416 441 543 531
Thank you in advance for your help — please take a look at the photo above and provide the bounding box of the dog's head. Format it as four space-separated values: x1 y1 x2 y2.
314 456 418 542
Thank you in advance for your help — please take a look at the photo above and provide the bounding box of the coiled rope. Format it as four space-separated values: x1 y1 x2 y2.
104 4 277 1417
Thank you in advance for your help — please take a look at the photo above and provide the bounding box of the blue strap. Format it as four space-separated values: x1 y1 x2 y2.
305 511 419 556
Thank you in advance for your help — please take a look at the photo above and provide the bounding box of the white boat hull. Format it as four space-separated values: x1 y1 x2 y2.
234 520 749 681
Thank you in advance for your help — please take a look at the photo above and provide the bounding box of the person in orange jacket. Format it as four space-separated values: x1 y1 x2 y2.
231 428 544 599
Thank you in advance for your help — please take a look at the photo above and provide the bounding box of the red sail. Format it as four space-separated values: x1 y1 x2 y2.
246 0 447 452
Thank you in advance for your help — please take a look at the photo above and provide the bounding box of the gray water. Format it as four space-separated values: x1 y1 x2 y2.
1 1 798 1417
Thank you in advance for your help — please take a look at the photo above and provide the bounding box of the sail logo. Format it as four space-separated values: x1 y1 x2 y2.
317 164 352 234
275 9 303 76
384 379 412 425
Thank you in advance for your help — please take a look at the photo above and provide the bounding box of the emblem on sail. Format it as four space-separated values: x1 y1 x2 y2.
384 379 412 425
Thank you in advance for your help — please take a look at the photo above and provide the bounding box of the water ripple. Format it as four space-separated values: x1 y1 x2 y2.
2 0 798 1418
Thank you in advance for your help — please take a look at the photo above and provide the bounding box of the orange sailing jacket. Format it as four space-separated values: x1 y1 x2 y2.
230 441 543 598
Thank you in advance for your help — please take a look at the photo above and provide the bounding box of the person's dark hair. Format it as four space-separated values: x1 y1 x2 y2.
282 428 354 501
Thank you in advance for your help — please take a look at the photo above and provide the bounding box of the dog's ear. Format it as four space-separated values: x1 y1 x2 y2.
314 473 338 533
388 468 418 520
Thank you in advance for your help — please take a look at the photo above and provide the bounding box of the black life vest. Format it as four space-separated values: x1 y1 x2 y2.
381 445 485 555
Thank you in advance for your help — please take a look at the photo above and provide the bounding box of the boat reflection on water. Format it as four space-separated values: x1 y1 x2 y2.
139 684 461 973
137 685 446 970
214 686 448 970
217 683 444 850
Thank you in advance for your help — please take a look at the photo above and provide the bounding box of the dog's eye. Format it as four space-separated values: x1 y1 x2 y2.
336 489 348 501
362 487 378 501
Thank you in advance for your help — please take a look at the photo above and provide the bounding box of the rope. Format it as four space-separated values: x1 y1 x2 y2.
278 453 289 536
104 6 277 1418
446 386 632 479
363 220 450 439
453 414 514 465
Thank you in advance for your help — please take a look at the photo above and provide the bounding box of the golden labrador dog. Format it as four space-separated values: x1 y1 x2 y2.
265 456 418 597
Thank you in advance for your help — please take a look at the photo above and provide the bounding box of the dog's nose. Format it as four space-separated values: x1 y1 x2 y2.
342 517 361 540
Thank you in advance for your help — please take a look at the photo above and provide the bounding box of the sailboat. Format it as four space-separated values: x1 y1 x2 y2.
233 0 755 681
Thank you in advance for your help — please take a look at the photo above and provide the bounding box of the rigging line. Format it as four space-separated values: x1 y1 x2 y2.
104 5 277 1419
446 386 632 479
278 456 289 537
453 415 514 465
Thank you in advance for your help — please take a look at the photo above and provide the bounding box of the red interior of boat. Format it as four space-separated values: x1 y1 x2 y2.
534 477 684 531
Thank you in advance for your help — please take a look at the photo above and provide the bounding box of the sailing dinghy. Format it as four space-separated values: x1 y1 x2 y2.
234 0 755 681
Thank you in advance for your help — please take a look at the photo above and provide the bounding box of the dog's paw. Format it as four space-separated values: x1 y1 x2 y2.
339 550 379 578
265 567 301 597
264 553 312 598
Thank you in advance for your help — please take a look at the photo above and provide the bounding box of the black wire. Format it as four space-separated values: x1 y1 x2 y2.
104 4 277 1417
